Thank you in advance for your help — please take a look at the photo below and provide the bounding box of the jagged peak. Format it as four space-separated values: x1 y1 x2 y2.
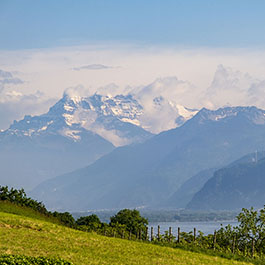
193 106 265 124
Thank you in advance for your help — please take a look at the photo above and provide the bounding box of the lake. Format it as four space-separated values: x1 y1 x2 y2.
148 221 238 236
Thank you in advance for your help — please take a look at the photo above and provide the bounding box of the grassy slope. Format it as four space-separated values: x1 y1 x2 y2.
0 203 252 265
0 200 60 224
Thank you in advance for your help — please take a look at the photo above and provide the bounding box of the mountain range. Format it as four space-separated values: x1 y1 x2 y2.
0 87 197 190
31 106 265 211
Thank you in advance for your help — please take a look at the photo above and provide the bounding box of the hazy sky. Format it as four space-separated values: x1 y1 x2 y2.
1 0 265 129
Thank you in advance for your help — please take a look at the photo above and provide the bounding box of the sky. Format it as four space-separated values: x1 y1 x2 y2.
1 0 265 129
1 0 265 49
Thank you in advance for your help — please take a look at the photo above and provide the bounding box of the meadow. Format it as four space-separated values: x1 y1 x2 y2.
0 201 253 265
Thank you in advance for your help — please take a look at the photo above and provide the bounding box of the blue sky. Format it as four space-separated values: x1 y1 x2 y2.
1 0 265 49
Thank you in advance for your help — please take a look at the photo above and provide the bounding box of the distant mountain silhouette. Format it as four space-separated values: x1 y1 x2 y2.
187 151 265 210
32 106 265 211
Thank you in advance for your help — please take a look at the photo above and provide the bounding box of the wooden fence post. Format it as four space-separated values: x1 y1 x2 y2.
157 225 160 241
151 227 154 241
145 227 148 241
193 228 196 242
177 227 180 243
169 227 172 242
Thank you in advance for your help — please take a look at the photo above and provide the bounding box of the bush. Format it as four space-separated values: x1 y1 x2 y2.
0 186 77 228
76 214 102 231
52 211 76 228
110 209 148 238
0 254 72 264
0 186 47 215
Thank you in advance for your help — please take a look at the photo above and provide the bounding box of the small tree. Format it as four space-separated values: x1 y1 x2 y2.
76 214 102 231
110 209 148 238
236 206 265 254
52 211 75 227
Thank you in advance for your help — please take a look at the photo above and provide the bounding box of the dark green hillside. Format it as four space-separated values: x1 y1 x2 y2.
187 157 265 210
167 168 217 208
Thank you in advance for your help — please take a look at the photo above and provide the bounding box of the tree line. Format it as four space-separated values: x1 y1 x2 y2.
0 186 148 239
1 185 264 262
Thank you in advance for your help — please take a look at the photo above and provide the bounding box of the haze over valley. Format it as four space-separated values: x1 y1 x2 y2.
1 0 265 214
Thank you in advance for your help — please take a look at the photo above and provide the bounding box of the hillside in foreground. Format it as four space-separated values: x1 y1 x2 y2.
0 202 251 265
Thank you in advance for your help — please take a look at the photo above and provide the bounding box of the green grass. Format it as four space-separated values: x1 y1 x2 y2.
0 203 253 265
0 200 60 224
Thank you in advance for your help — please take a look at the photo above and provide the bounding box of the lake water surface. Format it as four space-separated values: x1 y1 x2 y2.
148 221 238 236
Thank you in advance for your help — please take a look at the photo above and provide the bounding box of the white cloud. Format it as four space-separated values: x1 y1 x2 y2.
0 68 57 130
201 64 265 109
128 76 198 133
87 124 130 147
247 81 265 108
1 44 265 101
0 69 13 78
0 69 24 93
0 89 57 130
63 85 92 101
1 44 265 130
132 76 197 107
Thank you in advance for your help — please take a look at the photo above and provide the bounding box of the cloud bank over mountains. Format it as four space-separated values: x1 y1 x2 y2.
202 65 265 109
0 69 57 130
1 44 265 132
0 69 24 92
60 64 265 134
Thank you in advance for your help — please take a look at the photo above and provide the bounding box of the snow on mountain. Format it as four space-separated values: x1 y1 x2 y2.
3 94 147 147
192 106 265 126
130 76 198 133
54 92 151 146
1 76 198 148
0 89 153 189
24 79 198 144
0 103 115 190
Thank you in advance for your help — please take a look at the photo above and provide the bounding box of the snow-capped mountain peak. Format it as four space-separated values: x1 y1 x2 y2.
2 92 152 146
2 77 199 146
194 106 265 125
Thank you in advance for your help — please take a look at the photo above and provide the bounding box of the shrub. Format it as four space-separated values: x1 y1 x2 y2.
76 214 102 231
110 209 148 238
0 254 72 264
